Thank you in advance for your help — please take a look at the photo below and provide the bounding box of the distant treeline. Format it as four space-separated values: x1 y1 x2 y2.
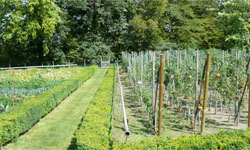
0 0 249 66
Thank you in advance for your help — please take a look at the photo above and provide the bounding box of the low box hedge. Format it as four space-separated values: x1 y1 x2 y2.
0 66 97 146
113 129 250 150
72 65 116 150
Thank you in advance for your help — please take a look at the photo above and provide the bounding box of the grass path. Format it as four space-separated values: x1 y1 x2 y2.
4 69 107 150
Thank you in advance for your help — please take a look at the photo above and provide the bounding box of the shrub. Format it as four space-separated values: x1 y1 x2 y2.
113 129 250 150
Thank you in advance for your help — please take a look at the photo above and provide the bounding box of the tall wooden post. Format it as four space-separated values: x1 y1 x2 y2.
158 54 165 136
201 52 212 134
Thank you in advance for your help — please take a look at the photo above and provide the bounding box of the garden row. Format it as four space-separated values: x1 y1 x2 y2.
0 66 97 146
113 60 250 149
122 50 250 131
0 67 86 113
72 65 116 150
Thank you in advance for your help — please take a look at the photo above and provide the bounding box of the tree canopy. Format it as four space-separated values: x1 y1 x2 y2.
0 0 249 66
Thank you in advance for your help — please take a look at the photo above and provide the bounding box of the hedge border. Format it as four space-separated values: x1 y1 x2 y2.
113 129 250 150
0 66 97 146
72 65 116 150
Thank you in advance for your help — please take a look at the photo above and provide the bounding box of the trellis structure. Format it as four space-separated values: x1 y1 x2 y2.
121 49 250 135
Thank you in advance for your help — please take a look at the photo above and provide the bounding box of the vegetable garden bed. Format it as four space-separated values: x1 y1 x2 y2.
0 66 97 146
0 67 87 113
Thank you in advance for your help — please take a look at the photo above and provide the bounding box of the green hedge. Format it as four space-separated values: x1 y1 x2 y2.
0 66 97 146
72 65 116 150
113 129 250 150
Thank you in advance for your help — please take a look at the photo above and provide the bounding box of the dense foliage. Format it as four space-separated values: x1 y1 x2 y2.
0 0 62 65
1 0 250 66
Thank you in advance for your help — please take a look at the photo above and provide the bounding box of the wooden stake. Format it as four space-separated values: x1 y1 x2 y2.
140 52 143 104
193 57 208 131
133 52 137 94
141 52 143 84
248 82 250 128
176 51 178 69
201 52 212 135
128 54 131 74
134 53 136 80
12 70 15 107
195 50 199 107
154 66 160 132
235 76 249 122
222 50 224 64
157 54 165 136
152 52 155 111
167 51 170 66
235 56 250 122
154 67 160 112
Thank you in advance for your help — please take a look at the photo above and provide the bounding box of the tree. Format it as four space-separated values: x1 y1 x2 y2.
165 1 202 49
127 0 168 52
189 0 223 49
165 0 223 49
56 0 129 64
217 0 250 50
0 0 62 65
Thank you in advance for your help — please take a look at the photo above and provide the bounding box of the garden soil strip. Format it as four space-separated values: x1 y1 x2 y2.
112 70 154 143
161 106 248 138
4 69 107 150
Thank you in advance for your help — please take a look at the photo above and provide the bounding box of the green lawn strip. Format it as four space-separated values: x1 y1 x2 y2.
4 69 107 150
